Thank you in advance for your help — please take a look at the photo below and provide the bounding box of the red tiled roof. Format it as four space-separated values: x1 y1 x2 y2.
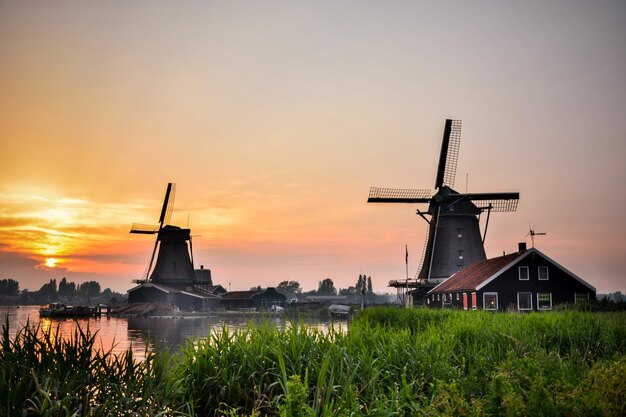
430 251 525 293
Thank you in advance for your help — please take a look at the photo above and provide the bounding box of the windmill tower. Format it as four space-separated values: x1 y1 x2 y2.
368 119 519 287
130 183 199 289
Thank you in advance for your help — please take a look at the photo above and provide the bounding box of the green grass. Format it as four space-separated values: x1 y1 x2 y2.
2 309 625 416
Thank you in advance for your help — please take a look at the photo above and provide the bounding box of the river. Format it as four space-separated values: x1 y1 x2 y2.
1 305 347 359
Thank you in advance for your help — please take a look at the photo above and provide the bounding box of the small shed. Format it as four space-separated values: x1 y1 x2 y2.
427 245 595 311
220 287 286 311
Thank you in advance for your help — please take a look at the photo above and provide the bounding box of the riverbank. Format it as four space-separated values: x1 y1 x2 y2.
2 307 625 416
110 302 349 320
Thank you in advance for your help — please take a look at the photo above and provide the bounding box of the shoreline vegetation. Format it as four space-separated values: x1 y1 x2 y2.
1 308 625 416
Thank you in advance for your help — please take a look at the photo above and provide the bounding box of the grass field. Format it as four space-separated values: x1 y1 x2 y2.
2 308 625 416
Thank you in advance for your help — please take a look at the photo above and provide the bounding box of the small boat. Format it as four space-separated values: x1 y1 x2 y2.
39 303 98 318
328 304 351 318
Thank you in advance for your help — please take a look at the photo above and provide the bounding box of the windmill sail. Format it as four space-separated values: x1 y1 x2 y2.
368 187 433 203
435 119 462 189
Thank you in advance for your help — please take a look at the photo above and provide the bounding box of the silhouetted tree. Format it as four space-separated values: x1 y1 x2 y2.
367 276 373 294
277 280 302 299
58 277 77 300
39 279 57 298
78 281 101 299
0 279 20 296
318 278 337 296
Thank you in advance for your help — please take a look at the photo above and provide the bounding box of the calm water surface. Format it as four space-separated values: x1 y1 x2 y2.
1 306 347 359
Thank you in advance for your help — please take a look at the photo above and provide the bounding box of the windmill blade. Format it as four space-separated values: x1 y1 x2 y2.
434 119 462 189
164 183 176 226
368 187 433 203
145 236 160 280
130 223 160 234
158 183 176 227
462 192 520 212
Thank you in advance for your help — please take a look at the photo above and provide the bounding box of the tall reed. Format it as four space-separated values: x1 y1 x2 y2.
0 319 191 416
176 309 626 416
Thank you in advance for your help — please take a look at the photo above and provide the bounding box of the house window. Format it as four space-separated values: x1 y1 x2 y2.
437 294 441 301
457 228 463 238
575 293 589 303
456 293 460 301
538 266 549 280
517 292 533 310
458 250 464 260
471 292 477 310
537 293 552 310
519 266 529 280
463 293 468 310
483 292 498 310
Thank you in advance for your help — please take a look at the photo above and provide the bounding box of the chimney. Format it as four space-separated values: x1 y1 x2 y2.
200 265 204 269
518 242 527 252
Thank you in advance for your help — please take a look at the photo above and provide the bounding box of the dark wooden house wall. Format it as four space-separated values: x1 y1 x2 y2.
170 293 203 311
251 288 287 310
427 291 474 310
479 253 594 311
221 298 256 311
128 287 168 304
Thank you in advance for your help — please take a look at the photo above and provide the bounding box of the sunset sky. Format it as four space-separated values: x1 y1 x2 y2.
1 0 624 294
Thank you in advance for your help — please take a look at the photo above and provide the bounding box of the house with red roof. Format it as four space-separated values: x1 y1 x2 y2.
427 243 595 311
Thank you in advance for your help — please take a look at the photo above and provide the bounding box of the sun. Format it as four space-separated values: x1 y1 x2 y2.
45 258 58 268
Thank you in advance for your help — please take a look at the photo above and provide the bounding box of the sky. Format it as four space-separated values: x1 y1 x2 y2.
0 0 624 294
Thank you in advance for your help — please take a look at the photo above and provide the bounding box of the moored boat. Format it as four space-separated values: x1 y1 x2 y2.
39 303 98 318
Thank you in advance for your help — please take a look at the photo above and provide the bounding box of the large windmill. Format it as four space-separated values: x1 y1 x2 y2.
368 119 519 288
130 183 199 288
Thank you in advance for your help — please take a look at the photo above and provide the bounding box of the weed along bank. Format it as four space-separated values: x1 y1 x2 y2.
427 244 596 311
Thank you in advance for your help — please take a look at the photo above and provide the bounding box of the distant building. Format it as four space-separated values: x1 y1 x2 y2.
427 244 596 311
127 282 221 311
220 287 286 311
304 295 348 305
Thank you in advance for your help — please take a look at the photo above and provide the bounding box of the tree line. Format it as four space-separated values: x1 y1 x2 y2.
276 274 392 305
0 278 124 305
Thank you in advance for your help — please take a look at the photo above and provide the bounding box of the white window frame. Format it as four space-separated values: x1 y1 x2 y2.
575 293 589 303
483 292 499 310
537 292 552 310
538 266 549 280
458 250 464 260
519 266 529 281
457 228 463 238
456 293 460 301
517 292 533 311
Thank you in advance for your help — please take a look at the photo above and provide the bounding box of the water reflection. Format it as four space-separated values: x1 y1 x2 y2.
1 306 347 360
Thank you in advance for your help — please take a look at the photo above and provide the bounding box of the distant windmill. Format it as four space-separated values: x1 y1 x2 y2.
526 223 546 248
130 183 196 287
368 119 520 284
